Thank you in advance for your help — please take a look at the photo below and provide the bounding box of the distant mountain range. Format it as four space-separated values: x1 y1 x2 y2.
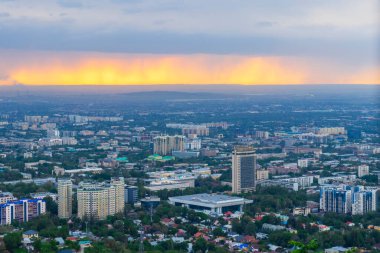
0 84 378 97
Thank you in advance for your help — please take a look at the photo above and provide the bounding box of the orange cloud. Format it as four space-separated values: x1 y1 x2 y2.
0 51 378 85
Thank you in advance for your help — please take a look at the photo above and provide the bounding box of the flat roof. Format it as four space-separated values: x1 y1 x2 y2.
169 193 252 207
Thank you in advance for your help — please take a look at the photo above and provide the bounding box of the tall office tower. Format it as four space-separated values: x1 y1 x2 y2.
58 179 72 219
153 135 185 155
320 185 352 214
125 186 139 204
358 165 370 178
232 146 257 194
111 177 125 214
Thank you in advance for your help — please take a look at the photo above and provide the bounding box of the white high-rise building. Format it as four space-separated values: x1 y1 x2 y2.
358 165 369 178
255 131 269 139
352 187 378 215
297 159 309 168
47 129 60 138
62 137 78 145
232 146 257 194
185 137 201 150
58 179 72 219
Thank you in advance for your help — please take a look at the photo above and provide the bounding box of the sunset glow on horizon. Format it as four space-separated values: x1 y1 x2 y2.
5 55 306 86
0 52 378 86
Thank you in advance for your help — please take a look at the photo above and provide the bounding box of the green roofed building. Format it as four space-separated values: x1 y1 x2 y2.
148 154 175 162
116 157 129 162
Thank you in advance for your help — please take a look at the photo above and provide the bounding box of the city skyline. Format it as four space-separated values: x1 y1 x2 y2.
0 2 379 252
0 83 378 252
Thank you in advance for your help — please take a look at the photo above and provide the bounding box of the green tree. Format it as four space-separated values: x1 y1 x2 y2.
193 238 209 253
44 196 58 215
4 232 22 252
289 239 319 253
268 231 293 247
212 227 226 237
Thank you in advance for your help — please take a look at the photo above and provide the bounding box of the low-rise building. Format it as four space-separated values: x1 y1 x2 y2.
0 192 17 204
23 230 39 239
31 192 58 201
293 207 311 216
169 193 252 215
256 169 269 181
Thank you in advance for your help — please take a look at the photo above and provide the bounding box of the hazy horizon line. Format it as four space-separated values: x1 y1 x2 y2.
2 83 379 87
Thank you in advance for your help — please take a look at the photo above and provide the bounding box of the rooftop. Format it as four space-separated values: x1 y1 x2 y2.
169 193 252 205
23 230 38 235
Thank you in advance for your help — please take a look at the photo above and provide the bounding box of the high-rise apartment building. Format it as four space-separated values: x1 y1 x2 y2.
77 179 125 220
184 137 202 150
111 177 125 214
77 185 110 220
0 199 46 225
316 127 346 135
58 179 72 219
255 131 269 139
153 135 185 155
320 186 352 214
24 115 48 124
232 146 257 194
297 159 310 168
47 129 60 138
182 126 209 136
358 165 369 178
352 186 378 215
320 185 378 214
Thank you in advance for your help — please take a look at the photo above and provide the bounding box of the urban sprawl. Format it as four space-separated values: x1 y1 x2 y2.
0 91 379 253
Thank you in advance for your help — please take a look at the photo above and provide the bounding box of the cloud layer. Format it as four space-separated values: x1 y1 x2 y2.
0 0 378 85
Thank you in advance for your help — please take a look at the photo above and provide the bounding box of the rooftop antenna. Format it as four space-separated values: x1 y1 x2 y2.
139 223 144 253
150 204 153 223
85 221 89 235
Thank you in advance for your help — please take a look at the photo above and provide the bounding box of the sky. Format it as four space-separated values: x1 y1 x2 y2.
0 0 379 85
